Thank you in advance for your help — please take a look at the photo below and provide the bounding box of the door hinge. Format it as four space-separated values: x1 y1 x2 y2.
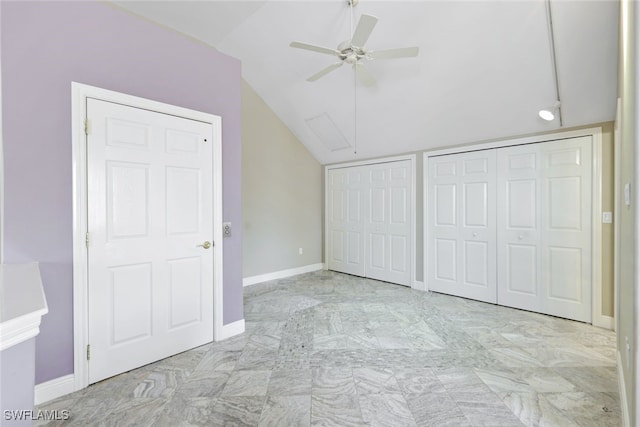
86 344 90 361
84 119 91 135
85 232 90 248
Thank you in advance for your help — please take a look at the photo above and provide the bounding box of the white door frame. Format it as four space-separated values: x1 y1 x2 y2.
71 83 224 391
613 98 621 333
0 14 4 264
324 154 417 287
423 127 607 328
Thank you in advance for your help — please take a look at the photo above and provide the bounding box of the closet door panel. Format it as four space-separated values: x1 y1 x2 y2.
328 168 365 276
386 161 412 285
497 144 542 311
328 170 348 268
428 150 497 303
540 136 592 322
366 161 412 286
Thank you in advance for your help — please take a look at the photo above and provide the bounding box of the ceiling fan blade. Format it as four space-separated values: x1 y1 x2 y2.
307 62 343 82
290 41 340 57
368 46 419 60
354 63 376 86
350 14 378 48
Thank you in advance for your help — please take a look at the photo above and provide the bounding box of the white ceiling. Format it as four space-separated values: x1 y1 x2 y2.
112 0 619 165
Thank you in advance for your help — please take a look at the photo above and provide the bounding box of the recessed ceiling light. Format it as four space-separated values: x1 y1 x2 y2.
539 101 561 121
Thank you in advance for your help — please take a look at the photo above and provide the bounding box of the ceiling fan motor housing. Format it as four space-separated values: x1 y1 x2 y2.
338 40 367 64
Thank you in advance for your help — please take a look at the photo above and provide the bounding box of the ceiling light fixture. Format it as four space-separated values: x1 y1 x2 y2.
539 101 561 121
540 0 563 126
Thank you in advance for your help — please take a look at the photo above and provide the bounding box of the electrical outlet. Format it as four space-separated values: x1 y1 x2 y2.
299 248 303 255
223 222 232 238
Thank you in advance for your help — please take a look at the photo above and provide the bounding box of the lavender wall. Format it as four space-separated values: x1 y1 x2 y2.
1 1 244 384
1 338 36 425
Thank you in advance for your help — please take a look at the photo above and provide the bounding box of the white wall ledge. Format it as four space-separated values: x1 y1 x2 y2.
0 263 48 351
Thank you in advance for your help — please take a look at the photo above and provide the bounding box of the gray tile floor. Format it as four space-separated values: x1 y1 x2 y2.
38 271 620 426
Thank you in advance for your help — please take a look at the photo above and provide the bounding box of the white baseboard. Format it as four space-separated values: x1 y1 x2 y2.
412 280 426 291
243 263 324 287
593 314 615 330
34 374 75 406
617 350 630 427
35 321 246 405
217 319 245 341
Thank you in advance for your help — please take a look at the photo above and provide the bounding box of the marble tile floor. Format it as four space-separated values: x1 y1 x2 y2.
37 271 620 426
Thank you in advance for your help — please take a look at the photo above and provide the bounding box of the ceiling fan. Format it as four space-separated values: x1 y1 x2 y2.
289 1 419 86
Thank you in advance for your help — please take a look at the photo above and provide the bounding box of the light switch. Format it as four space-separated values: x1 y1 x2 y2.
223 222 232 238
625 183 631 207
602 212 613 224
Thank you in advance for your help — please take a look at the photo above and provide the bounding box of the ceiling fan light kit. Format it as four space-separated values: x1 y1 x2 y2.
289 1 419 86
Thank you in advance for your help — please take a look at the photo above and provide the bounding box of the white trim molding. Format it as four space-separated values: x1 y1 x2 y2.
218 319 245 341
617 350 631 427
0 263 48 351
243 263 324 287
71 82 224 393
0 316 45 352
590 129 607 329
613 98 621 333
0 2 4 264
34 374 75 406
412 280 426 292
596 315 615 331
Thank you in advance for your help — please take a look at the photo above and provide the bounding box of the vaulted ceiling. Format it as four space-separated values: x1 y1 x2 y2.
112 1 619 165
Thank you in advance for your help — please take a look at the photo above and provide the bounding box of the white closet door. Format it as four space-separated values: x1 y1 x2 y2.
365 161 412 286
497 136 592 322
428 150 497 303
327 167 365 276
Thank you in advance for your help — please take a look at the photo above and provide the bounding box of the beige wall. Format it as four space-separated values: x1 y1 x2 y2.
601 122 615 317
617 0 637 424
242 80 322 278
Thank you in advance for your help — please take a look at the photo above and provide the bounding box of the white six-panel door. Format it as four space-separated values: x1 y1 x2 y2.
327 159 412 287
427 150 497 303
87 98 215 383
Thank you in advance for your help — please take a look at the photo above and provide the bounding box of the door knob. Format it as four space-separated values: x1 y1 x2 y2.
473 232 478 237
197 241 212 249
518 235 524 240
